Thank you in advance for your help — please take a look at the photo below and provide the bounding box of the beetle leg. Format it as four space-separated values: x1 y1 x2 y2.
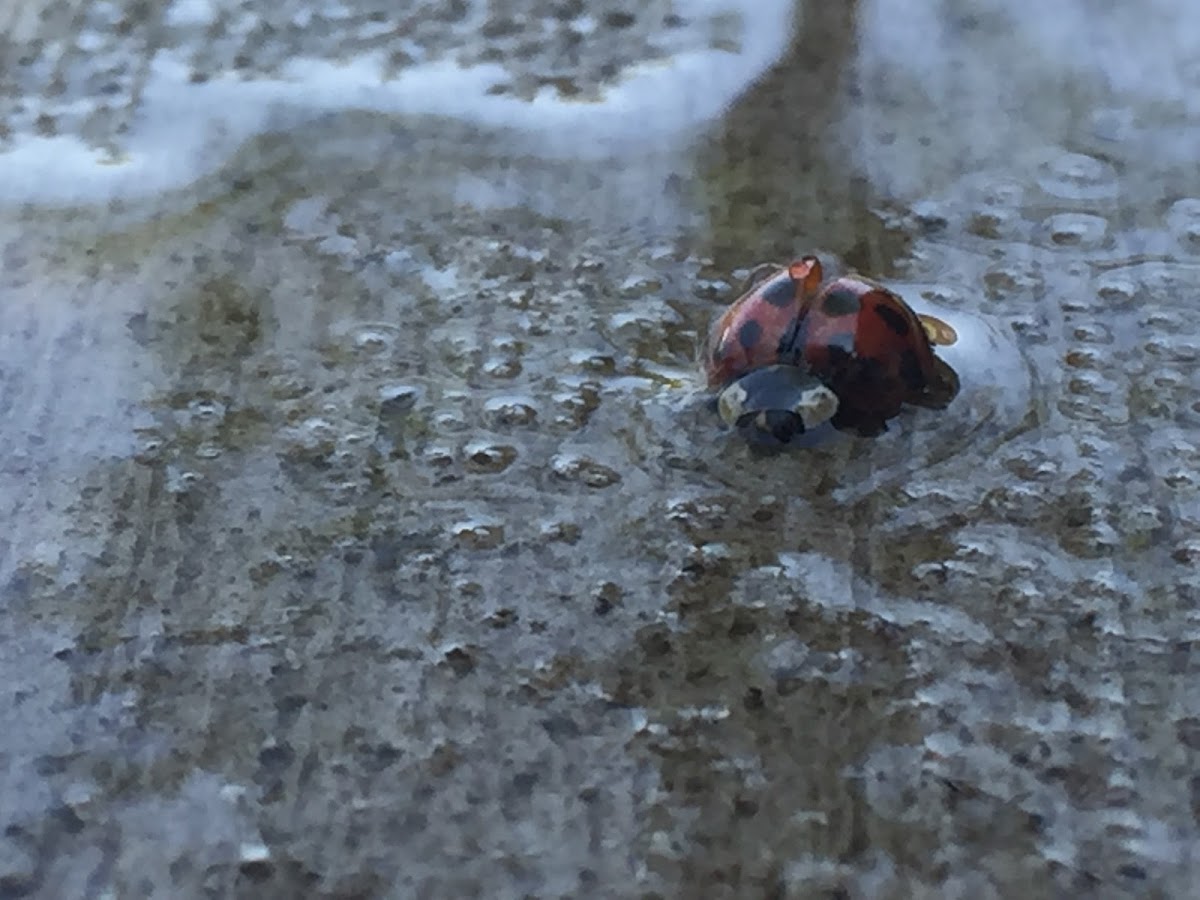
911 356 961 409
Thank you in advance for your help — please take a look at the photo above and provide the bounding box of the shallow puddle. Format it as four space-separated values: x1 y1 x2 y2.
1 0 1199 897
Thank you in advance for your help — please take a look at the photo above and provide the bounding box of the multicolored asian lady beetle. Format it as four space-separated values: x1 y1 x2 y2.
705 256 960 440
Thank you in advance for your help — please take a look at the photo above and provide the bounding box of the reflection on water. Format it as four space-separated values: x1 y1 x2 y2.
699 1 913 270
1 0 1199 896
0 0 795 208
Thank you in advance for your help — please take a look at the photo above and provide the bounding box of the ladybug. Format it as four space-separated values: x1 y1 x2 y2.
705 256 960 439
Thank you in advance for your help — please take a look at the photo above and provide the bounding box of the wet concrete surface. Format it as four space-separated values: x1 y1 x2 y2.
1 0 1199 897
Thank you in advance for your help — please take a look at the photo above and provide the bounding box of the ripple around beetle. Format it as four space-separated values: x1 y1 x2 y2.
678 288 1040 504
834 301 1038 502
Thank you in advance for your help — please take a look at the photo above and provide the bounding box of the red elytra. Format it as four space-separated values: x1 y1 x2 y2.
705 257 959 436
704 257 823 389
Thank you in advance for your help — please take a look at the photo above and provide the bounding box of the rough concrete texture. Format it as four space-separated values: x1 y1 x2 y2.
1 0 1199 897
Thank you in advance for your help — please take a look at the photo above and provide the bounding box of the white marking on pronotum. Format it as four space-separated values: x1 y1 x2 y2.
717 381 749 427
794 383 839 430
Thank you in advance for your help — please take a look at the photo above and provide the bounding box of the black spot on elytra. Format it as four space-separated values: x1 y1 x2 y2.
899 349 927 392
762 279 797 308
872 302 911 337
738 319 762 350
820 286 861 317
